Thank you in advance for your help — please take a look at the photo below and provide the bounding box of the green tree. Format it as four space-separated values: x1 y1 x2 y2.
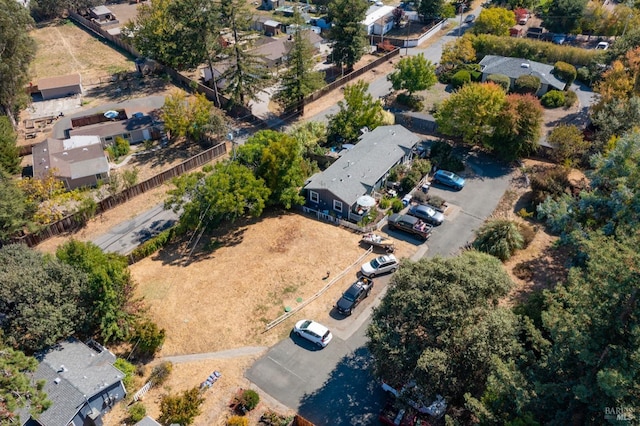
274 11 325 112
542 0 589 34
124 0 209 70
130 319 166 359
159 387 204 426
169 162 271 233
288 121 327 156
327 0 368 71
0 173 32 242
434 82 506 145
417 0 444 22
327 81 385 144
0 116 21 174
0 244 87 353
473 219 525 261
388 54 437 96
0 0 36 125
547 124 589 165
490 93 543 160
367 252 519 412
220 0 272 107
162 92 225 141
30 0 99 20
473 8 517 36
440 36 476 71
56 240 142 343
0 343 51 424
592 96 640 151
237 130 307 208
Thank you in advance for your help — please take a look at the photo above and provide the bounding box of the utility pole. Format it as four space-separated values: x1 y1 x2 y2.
458 3 464 37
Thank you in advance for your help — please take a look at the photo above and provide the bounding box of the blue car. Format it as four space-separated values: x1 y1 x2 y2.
433 170 465 190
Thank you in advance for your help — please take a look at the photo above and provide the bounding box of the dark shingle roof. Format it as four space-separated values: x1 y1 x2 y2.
479 55 567 91
304 125 420 206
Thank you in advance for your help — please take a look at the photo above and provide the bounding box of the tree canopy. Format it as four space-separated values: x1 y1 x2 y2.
327 0 368 70
0 173 32 242
472 8 517 36
0 116 21 174
161 92 226 142
387 54 437 95
490 93 543 160
327 81 385 144
0 244 87 353
0 0 36 124
367 252 518 406
542 0 589 34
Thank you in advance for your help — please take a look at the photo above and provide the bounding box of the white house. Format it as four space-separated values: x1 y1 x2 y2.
362 5 395 36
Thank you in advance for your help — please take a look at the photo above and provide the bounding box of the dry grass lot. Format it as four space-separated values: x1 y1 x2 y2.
29 20 136 83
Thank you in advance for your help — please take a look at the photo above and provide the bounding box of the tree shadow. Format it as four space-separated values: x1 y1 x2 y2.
297 346 387 426
84 74 171 102
510 243 570 304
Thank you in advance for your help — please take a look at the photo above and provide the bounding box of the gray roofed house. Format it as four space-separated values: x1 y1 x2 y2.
135 416 162 426
68 114 158 145
478 55 567 96
32 136 110 190
304 125 420 222
19 338 126 426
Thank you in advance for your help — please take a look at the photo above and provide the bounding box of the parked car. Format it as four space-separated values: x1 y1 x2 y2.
361 254 399 277
464 14 475 23
293 320 333 347
526 26 544 39
408 204 444 225
336 277 374 315
596 41 609 50
432 170 465 190
552 34 566 45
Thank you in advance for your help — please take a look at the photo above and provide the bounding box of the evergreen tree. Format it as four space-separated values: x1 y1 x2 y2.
327 0 368 71
0 116 21 174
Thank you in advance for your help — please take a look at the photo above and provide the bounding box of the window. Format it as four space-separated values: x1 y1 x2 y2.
333 200 342 212
310 191 319 203
123 133 131 139
105 137 113 142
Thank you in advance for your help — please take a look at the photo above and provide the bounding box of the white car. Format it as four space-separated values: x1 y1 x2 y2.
596 41 609 50
293 320 333 347
361 254 399 277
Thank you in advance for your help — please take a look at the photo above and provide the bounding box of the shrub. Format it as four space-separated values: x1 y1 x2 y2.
397 93 425 111
472 219 524 261
261 410 294 426
564 89 577 107
530 166 571 205
114 359 137 391
518 221 536 247
238 389 260 411
108 136 131 161
514 75 540 95
159 387 204 426
128 403 146 423
541 90 565 108
575 66 592 84
411 158 432 176
401 169 422 192
378 197 391 209
391 198 404 213
130 227 176 263
429 140 465 172
150 361 173 386
202 164 214 173
547 124 589 165
486 73 510 91
227 416 248 426
131 319 166 359
451 70 471 89
553 61 577 86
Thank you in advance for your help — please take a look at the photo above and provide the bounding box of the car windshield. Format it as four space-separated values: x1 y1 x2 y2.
370 258 381 268
422 207 435 216
301 320 312 329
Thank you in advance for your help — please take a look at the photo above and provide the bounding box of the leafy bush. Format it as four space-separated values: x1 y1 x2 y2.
128 403 146 422
470 33 600 66
429 140 465 172
227 416 248 426
238 389 260 411
396 93 425 111
518 221 536 247
486 73 510 91
130 227 176 263
378 197 391 209
451 70 471 89
541 90 565 108
391 198 404 213
202 164 214 173
150 361 173 386
411 158 432 176
131 319 166 359
114 358 137 391
472 219 524 261
413 192 447 209
514 75 540 95
260 410 294 426
553 61 576 86
159 387 204 426
107 136 130 161
401 169 422 192
575 66 592 84
564 89 577 107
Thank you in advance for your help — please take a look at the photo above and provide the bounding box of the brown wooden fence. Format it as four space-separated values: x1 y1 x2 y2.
13 142 227 248
302 48 401 106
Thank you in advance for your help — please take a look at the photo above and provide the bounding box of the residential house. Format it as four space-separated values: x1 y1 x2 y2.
135 417 162 426
19 338 126 426
264 20 281 36
89 5 118 25
252 32 323 69
479 55 567 96
261 0 284 11
68 112 159 145
363 5 395 36
32 135 110 190
304 125 420 222
37 74 82 100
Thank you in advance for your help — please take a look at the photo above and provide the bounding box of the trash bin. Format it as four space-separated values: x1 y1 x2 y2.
421 183 430 193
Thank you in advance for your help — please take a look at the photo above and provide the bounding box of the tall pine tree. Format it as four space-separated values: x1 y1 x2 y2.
327 0 368 71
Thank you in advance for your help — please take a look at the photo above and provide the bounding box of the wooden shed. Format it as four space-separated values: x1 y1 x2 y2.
37 74 82 100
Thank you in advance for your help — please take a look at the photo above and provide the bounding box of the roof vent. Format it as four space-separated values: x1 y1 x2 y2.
62 152 68 155
83 147 89 151
521 63 530 68
58 365 68 373
54 378 61 384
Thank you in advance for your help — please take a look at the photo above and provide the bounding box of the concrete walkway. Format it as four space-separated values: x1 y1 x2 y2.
160 346 268 364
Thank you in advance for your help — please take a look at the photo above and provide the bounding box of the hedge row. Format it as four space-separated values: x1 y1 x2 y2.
470 34 603 67
130 227 176 263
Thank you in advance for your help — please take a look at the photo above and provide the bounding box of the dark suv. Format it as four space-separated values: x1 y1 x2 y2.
336 278 374 315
